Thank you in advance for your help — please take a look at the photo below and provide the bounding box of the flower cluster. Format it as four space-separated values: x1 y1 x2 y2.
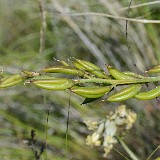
84 105 137 157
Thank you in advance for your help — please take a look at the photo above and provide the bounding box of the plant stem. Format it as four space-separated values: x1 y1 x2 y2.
74 76 160 85
117 137 141 160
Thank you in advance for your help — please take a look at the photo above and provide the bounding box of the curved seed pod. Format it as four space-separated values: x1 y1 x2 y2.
0 74 24 88
42 66 84 76
31 78 74 90
146 65 160 74
123 71 144 79
134 86 160 100
107 84 142 102
71 86 112 98
107 66 133 80
73 59 109 78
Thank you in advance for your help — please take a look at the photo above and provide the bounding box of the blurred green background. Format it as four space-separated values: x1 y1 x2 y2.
0 0 160 159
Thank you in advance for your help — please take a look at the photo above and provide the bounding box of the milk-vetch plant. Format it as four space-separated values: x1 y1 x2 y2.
0 58 160 104
1 58 160 159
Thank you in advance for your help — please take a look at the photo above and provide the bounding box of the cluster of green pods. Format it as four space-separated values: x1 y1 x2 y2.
41 59 109 79
1 59 160 102
72 58 109 78
106 66 160 101
107 66 160 102
106 66 142 102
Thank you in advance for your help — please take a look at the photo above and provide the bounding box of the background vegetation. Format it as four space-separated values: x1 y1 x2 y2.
0 0 160 159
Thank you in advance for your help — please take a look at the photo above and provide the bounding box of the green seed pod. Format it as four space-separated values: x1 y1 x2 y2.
0 74 24 88
42 66 84 76
31 78 74 90
71 86 112 98
73 59 109 78
146 65 160 74
134 86 160 100
123 71 144 79
107 84 142 102
107 66 133 80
